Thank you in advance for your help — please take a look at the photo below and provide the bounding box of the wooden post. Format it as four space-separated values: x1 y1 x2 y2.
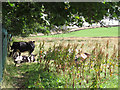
0 1 2 86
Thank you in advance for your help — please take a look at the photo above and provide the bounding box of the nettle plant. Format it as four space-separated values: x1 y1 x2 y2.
37 40 118 88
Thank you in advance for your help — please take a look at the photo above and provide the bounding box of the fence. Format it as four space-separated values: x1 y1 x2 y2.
0 28 7 84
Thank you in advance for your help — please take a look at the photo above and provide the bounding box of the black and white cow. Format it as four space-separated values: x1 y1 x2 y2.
13 52 37 66
9 41 35 57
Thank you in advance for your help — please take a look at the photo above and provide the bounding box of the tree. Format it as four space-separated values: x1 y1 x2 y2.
2 2 120 36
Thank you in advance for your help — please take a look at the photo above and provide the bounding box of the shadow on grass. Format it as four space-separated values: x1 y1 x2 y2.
3 61 62 88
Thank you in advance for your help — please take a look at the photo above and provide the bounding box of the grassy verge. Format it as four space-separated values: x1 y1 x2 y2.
2 56 118 88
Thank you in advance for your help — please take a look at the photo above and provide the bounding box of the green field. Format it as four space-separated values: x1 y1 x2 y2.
34 27 119 38
2 36 118 88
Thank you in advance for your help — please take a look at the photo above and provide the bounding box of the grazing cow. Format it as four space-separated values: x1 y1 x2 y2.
9 41 35 57
13 52 37 66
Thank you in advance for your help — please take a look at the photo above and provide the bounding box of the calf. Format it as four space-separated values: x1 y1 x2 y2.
9 41 35 57
13 52 37 66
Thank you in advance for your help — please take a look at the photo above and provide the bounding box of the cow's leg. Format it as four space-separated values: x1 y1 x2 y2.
9 49 16 57
29 49 34 55
14 63 16 66
12 49 20 57
28 57 31 63
7 42 10 52
13 49 21 56
9 52 12 57
12 50 16 56
19 52 21 56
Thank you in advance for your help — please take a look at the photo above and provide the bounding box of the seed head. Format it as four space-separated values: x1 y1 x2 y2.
106 53 108 60
106 40 109 49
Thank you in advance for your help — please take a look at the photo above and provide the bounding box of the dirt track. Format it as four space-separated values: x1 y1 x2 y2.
31 37 119 41
16 36 119 42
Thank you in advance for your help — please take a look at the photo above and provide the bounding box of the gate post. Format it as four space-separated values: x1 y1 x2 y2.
0 28 7 88
0 1 2 88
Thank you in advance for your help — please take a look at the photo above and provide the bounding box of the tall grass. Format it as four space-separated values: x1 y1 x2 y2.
2 37 118 88
32 40 118 88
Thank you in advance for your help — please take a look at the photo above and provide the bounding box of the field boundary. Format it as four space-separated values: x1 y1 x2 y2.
68 25 120 32
26 37 119 42
53 25 119 35
30 25 119 37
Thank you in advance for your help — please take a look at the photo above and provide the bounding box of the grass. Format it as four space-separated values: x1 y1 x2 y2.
2 57 64 88
32 27 119 38
2 36 118 88
1 26 119 88
3 56 118 88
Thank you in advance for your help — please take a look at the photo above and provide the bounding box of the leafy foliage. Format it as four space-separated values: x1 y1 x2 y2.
2 2 120 36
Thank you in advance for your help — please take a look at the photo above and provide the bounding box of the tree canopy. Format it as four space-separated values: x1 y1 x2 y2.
2 2 120 36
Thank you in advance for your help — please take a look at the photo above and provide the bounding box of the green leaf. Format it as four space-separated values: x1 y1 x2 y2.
103 2 105 4
75 16 80 19
8 0 15 7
